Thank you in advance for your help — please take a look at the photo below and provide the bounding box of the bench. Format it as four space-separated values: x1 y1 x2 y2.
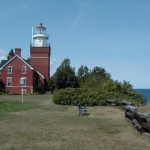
77 104 88 116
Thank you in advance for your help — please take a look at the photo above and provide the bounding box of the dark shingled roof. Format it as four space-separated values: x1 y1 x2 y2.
0 60 8 68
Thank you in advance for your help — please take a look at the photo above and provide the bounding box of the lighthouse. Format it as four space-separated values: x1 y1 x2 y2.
32 23 49 47
30 23 51 78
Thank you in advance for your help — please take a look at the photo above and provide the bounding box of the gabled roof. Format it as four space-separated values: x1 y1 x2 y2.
0 55 45 79
0 55 34 70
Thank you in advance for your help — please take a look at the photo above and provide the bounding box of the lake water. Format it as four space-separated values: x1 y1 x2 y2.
135 89 150 104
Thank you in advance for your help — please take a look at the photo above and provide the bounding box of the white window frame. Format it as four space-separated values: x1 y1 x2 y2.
22 66 27 74
7 77 12 86
8 66 12 74
20 77 27 87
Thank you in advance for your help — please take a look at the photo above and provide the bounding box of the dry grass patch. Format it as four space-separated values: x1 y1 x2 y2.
0 94 150 150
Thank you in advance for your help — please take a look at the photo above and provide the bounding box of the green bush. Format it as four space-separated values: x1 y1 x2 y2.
53 88 108 106
53 88 144 106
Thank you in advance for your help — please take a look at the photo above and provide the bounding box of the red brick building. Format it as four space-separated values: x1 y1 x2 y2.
0 23 51 94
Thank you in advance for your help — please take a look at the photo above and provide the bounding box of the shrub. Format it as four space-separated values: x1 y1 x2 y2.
53 88 144 106
53 88 108 106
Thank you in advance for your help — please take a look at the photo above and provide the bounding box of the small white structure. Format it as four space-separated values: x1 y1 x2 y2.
32 23 49 47
20 77 26 103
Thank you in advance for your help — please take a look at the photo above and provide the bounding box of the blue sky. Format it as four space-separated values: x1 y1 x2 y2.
0 0 150 88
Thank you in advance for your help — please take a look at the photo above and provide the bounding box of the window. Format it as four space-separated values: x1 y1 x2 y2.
22 66 26 74
8 66 12 74
7 77 12 86
20 77 26 86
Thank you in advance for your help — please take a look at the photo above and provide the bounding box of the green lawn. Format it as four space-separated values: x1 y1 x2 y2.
0 94 150 150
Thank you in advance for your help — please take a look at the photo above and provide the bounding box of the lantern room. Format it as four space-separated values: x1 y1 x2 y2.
32 23 49 47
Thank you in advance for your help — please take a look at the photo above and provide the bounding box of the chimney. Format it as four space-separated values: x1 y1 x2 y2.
15 48 21 57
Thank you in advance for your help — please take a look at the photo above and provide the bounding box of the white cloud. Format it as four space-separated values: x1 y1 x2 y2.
72 9 84 31
70 0 90 32
0 49 6 61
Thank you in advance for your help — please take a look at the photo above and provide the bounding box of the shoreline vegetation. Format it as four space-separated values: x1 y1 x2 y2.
51 58 144 106
53 88 143 107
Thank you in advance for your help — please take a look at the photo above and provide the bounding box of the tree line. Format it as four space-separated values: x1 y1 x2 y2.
48 58 144 106
48 58 135 94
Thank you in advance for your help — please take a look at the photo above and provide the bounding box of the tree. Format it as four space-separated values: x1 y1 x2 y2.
47 77 55 93
53 58 79 89
103 79 116 92
52 58 144 105
7 49 15 59
121 80 133 94
77 65 89 78
77 65 89 87
92 66 111 80
77 66 112 89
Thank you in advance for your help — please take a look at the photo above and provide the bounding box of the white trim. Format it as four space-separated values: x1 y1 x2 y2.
8 66 12 74
6 86 33 88
0 55 34 70
22 66 27 74
6 86 33 94
0 57 14 70
7 77 12 87
22 89 26 94
31 57 48 58
17 55 34 70
20 77 27 86
36 70 45 79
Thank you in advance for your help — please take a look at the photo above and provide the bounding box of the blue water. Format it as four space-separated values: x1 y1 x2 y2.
136 89 150 104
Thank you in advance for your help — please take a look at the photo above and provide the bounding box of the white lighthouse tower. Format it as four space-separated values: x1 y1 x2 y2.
32 23 49 47
30 23 51 78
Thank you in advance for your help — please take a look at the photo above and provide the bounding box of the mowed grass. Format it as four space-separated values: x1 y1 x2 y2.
0 94 150 150
0 101 37 113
